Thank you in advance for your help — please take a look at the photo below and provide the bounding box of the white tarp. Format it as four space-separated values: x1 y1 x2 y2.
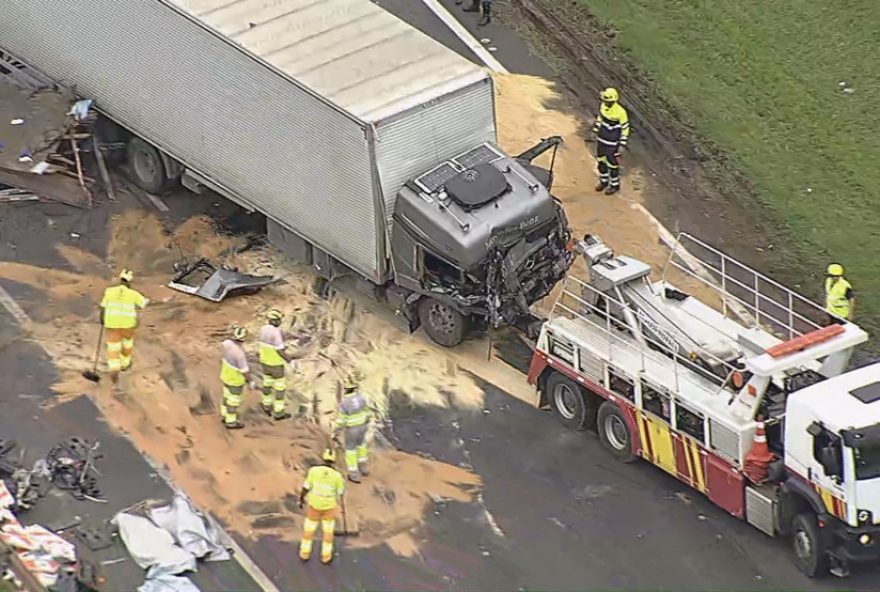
149 492 230 562
112 513 196 577
137 574 201 592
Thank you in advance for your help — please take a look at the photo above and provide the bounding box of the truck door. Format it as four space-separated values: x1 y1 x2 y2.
806 422 848 520
638 380 677 475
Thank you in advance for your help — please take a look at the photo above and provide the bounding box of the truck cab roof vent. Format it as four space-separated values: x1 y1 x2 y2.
444 163 509 211
850 381 880 404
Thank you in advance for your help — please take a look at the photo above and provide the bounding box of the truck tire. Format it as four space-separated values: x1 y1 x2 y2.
418 298 466 347
127 137 168 193
597 401 636 463
546 372 595 431
791 512 829 578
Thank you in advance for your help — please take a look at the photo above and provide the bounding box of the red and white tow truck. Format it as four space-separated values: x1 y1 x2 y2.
527 234 880 578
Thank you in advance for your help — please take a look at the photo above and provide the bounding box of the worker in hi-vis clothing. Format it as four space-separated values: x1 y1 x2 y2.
219 326 251 430
298 448 345 564
592 87 630 195
333 372 372 483
825 263 855 324
99 269 148 382
258 309 293 421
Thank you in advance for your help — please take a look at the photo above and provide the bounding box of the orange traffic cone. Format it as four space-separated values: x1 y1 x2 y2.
744 416 775 483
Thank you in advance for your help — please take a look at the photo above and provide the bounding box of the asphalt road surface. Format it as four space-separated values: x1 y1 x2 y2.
0 2 877 590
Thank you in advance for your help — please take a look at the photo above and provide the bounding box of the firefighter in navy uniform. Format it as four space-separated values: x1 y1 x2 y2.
592 87 630 195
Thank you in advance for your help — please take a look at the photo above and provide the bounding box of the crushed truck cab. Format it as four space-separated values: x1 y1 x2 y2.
528 233 880 578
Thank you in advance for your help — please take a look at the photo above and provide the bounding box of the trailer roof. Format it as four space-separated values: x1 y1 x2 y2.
170 0 488 123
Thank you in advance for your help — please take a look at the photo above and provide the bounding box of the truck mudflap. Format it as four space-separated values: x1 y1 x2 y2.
168 258 277 302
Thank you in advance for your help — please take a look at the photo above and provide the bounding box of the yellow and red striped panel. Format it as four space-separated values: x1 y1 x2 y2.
813 484 847 520
635 413 707 493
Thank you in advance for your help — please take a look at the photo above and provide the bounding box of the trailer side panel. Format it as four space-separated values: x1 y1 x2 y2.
1 0 382 279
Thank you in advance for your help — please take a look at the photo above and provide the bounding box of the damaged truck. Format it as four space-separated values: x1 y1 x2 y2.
0 0 574 346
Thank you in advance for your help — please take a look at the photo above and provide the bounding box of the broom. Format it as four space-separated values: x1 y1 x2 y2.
82 326 104 383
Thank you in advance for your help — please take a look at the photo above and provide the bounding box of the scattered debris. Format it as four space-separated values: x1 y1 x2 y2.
147 492 229 562
74 524 114 552
45 438 103 502
167 258 277 303
0 80 96 208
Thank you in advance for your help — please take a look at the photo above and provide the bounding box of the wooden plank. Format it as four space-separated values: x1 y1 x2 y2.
92 135 116 202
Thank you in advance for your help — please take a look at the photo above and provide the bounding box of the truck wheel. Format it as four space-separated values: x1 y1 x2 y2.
546 372 595 431
791 512 829 578
127 137 168 193
418 298 466 347
597 401 635 462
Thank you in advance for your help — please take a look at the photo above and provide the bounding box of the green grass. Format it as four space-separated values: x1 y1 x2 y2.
578 0 880 335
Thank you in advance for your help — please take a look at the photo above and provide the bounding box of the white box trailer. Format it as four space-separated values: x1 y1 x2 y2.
1 0 574 346
0 0 495 282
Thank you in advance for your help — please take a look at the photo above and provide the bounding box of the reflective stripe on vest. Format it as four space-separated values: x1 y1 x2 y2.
825 278 852 317
338 393 369 428
220 359 246 386
259 343 285 366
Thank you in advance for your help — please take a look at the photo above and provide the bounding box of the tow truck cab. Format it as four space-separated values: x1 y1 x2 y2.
781 367 880 572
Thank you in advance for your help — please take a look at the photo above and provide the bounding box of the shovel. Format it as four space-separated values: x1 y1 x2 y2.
334 494 359 537
82 326 104 383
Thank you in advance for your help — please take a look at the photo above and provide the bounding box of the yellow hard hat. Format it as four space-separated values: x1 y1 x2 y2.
827 263 844 277
119 269 134 282
232 325 248 341
266 309 283 322
600 87 619 103
321 448 337 463
343 371 361 391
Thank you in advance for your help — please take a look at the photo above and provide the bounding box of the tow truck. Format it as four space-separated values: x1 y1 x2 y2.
527 234 880 578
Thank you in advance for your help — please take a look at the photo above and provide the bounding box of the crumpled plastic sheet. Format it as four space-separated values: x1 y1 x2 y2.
68 99 94 122
137 574 201 592
112 513 196 577
149 492 230 562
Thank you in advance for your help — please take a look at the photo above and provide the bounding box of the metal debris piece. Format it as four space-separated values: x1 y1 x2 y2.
168 258 277 303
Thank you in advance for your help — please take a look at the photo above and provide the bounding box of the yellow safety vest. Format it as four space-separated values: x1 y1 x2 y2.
304 466 345 511
220 359 246 387
258 325 285 366
335 392 370 429
825 277 852 317
100 285 147 329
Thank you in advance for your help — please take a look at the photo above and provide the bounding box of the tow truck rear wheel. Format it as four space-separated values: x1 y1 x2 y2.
597 401 635 462
791 512 829 578
546 372 596 431
418 298 466 347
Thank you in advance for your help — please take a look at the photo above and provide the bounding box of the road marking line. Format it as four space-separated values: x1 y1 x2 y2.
142 449 282 592
0 284 33 329
419 0 509 73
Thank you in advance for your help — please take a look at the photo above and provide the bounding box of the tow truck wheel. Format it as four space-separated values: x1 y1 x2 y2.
597 401 635 462
418 298 466 347
546 372 595 431
791 512 829 578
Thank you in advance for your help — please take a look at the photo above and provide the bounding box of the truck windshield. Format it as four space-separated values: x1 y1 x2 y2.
854 444 880 480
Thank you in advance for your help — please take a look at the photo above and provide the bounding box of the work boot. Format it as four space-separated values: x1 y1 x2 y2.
348 472 362 484
273 411 292 421
358 463 369 477
595 181 608 192
463 0 480 12
261 404 272 417
224 420 245 430
605 184 621 196
478 3 492 26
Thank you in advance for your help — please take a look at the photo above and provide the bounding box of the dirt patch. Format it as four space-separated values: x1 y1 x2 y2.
494 73 720 306
1 210 483 555
499 0 791 280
